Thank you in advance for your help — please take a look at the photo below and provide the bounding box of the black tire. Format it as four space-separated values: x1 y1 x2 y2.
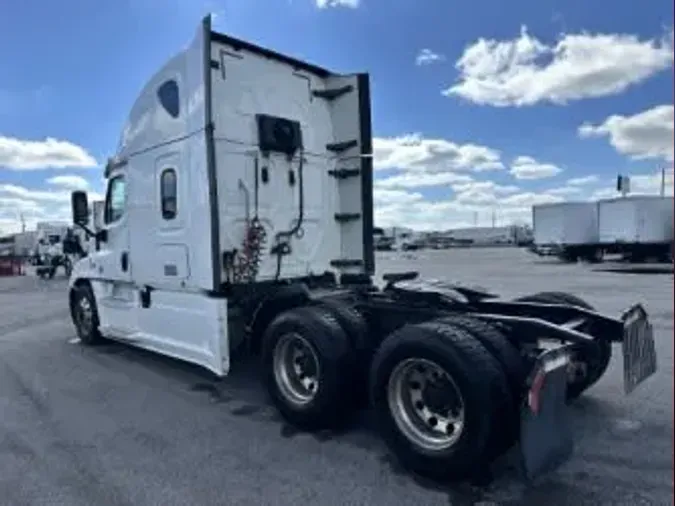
439 315 526 395
261 305 357 430
310 299 369 353
583 248 604 263
370 320 503 481
438 316 522 458
70 283 104 345
310 299 371 406
514 291 612 400
559 249 578 263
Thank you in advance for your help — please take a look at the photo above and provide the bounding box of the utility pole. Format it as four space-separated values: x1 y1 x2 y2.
20 213 26 233
660 167 666 197
491 209 496 228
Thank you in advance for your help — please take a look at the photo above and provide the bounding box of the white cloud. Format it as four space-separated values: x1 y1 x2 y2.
46 174 90 190
579 104 674 162
546 186 583 196
375 171 473 189
0 184 104 234
451 180 520 205
373 176 567 231
630 169 674 195
444 26 673 107
0 184 72 203
374 134 504 173
0 135 97 171
374 169 673 231
416 49 446 66
374 188 424 207
510 155 563 180
315 0 358 7
586 169 674 200
567 175 599 186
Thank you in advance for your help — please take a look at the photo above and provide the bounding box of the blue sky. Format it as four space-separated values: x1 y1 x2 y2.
0 0 673 233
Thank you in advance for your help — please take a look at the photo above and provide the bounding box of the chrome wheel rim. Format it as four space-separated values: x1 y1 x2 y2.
77 297 93 336
387 358 465 453
273 333 321 407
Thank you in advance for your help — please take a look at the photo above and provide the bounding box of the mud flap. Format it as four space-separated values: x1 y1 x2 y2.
621 304 657 394
519 346 574 481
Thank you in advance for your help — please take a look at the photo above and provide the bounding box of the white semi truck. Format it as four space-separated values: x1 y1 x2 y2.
532 197 674 263
67 16 657 483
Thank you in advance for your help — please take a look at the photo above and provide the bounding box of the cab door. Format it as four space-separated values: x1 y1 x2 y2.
95 170 136 339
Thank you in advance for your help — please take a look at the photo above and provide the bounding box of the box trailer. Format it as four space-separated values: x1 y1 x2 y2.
65 15 657 483
598 196 674 262
531 202 603 262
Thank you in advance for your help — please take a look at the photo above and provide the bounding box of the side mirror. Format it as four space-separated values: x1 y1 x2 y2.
71 191 89 226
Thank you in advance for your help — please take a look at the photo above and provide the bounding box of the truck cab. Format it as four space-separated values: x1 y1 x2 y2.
68 15 373 376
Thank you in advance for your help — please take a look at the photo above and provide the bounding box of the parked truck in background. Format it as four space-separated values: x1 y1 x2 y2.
598 195 674 263
531 202 603 262
373 227 396 251
532 196 674 264
66 16 657 483
32 222 85 279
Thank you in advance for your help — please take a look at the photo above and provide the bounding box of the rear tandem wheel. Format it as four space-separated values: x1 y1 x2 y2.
369 320 505 481
261 305 359 430
309 299 371 406
437 315 525 455
514 291 612 400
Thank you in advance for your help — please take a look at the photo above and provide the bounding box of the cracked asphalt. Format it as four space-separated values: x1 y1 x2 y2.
0 248 672 506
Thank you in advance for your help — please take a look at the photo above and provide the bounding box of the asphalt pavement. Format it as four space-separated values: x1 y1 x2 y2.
0 248 672 506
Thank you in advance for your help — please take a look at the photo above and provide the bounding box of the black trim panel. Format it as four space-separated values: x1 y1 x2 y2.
203 17 222 291
357 73 375 275
211 32 332 78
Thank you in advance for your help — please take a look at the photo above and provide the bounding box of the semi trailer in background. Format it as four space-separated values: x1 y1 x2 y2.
598 195 674 262
532 202 602 262
532 195 674 263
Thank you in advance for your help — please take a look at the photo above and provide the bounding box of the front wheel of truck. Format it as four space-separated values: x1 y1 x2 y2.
370 321 501 481
70 283 104 345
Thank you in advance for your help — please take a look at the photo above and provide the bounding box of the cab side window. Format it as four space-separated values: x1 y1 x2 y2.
157 80 180 118
104 175 126 224
160 168 177 220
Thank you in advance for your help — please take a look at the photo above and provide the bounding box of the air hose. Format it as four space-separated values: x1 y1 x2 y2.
273 151 305 281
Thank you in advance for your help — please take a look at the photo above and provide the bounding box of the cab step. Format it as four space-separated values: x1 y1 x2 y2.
335 213 361 223
312 85 354 101
330 259 364 268
326 140 358 153
328 168 361 179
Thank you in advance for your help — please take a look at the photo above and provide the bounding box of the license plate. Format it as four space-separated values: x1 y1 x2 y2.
621 304 657 394
519 346 574 481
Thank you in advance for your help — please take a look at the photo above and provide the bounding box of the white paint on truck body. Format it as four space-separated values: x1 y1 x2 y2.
211 40 368 280
69 16 373 377
532 202 599 246
598 195 674 244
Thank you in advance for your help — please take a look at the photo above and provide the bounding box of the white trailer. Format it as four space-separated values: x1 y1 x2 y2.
531 202 603 262
65 16 657 483
598 195 674 262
